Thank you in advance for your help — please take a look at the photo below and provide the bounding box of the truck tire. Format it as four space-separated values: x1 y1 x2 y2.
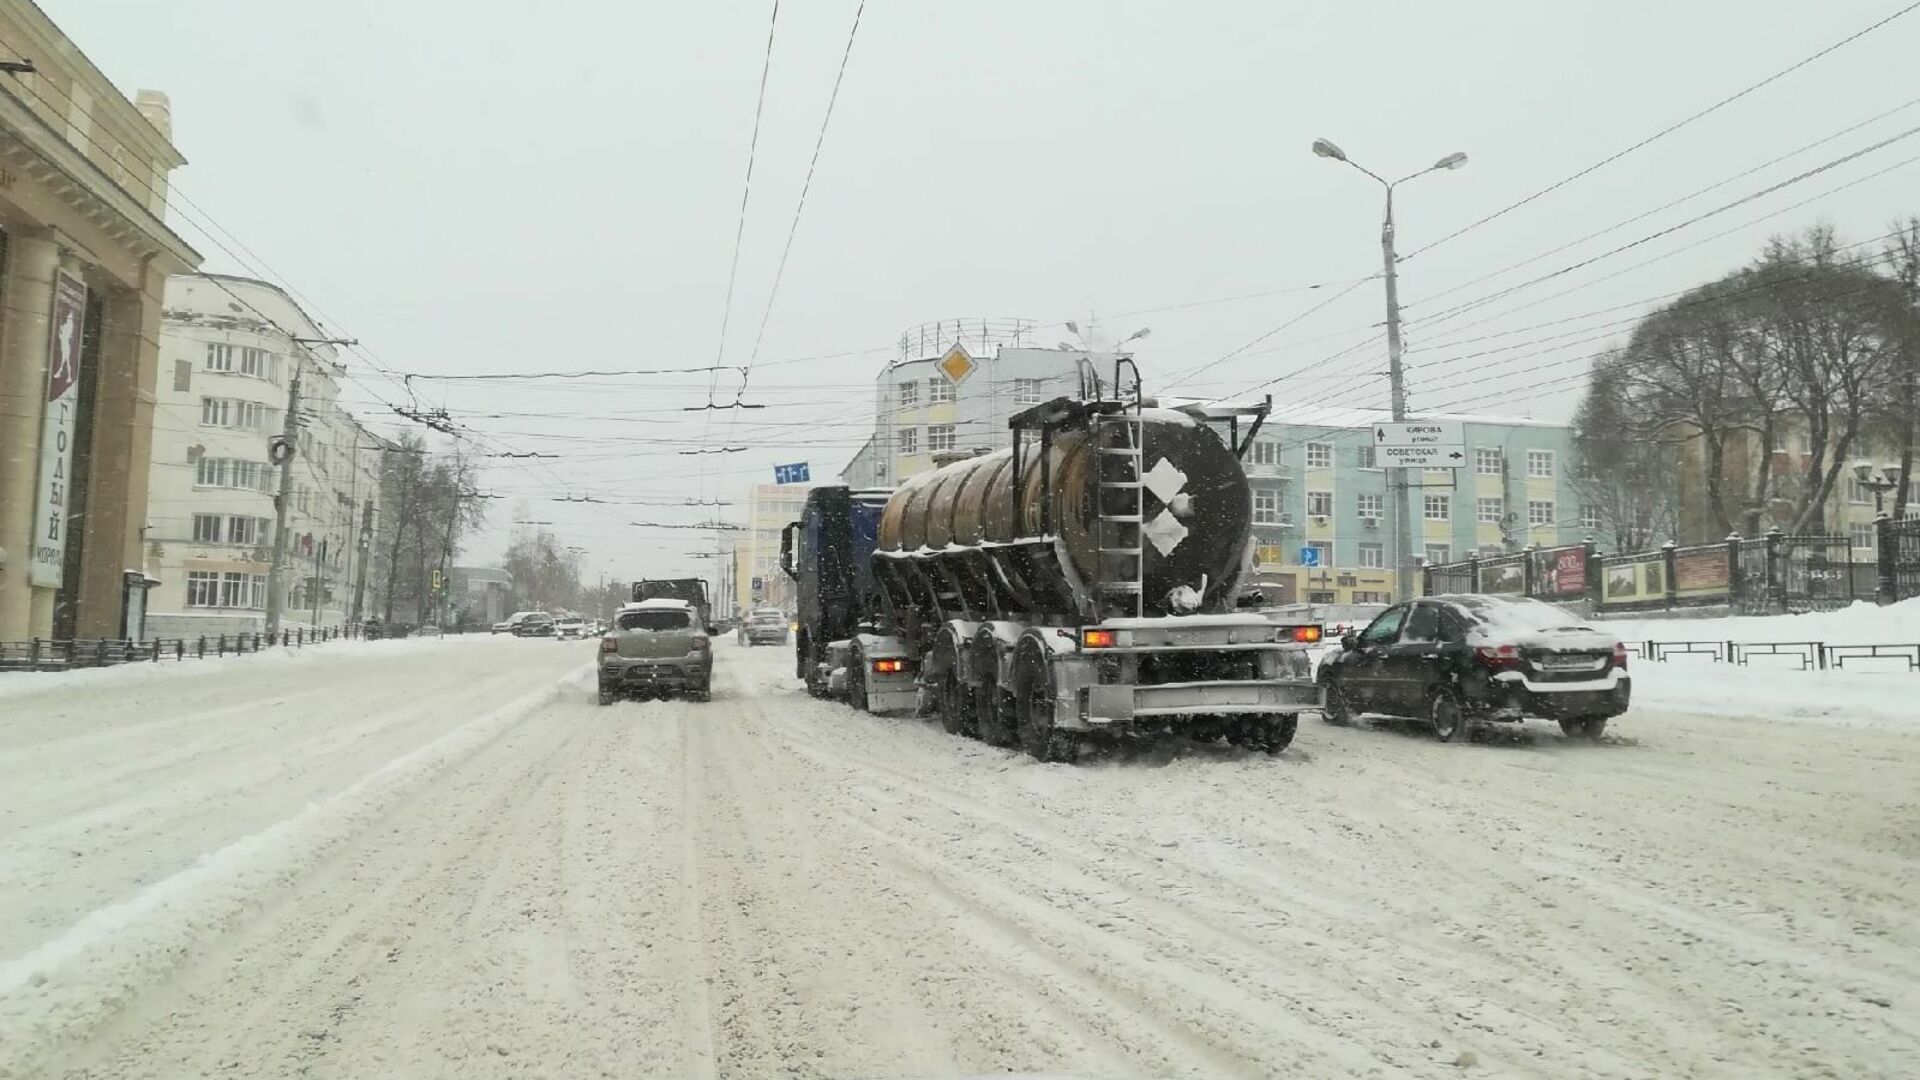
1015 641 1077 763
973 649 1016 747
932 638 972 736
1260 714 1298 755
848 645 870 713
598 686 616 707
1322 676 1353 725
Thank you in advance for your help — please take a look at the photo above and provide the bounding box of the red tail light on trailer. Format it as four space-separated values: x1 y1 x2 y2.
1293 625 1322 643
1081 629 1116 649
872 658 905 674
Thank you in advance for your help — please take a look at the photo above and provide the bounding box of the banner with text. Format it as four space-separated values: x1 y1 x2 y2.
29 272 88 588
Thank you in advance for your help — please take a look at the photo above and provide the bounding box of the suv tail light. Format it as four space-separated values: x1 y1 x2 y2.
1474 644 1523 671
600 637 616 654
1612 641 1628 670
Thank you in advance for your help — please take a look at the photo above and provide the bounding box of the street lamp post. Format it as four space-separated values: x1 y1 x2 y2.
1853 460 1900 515
1312 138 1467 602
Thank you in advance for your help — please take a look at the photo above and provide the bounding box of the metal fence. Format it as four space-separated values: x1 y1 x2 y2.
0 624 363 674
1424 527 1892 614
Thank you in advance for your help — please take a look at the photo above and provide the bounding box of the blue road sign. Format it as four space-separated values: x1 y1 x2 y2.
751 576 764 594
773 462 810 484
1299 546 1322 568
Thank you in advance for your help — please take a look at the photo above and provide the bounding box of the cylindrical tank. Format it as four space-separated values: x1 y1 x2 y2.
876 409 1252 614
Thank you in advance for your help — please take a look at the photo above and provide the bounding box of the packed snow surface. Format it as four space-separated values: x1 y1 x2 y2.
1 633 1916 1078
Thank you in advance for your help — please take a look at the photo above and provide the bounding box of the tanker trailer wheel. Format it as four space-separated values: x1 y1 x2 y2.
932 637 974 737
1258 714 1298 755
1014 641 1078 763
973 642 1017 747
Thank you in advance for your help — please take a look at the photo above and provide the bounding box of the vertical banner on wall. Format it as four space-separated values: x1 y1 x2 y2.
29 272 89 588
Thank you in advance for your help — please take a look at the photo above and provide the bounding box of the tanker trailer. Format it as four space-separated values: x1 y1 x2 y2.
784 385 1322 761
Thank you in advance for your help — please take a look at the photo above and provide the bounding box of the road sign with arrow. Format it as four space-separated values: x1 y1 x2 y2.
1373 420 1466 469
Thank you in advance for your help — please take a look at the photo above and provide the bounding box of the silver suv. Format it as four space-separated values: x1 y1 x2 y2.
598 600 712 704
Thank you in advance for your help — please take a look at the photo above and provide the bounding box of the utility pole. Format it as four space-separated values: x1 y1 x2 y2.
263 363 302 638
351 498 373 623
1311 138 1468 601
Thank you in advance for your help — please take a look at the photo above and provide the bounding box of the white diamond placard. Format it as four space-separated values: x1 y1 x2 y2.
1141 458 1187 504
1143 508 1190 555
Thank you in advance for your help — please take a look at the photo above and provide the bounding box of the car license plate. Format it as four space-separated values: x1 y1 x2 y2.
1540 655 1594 670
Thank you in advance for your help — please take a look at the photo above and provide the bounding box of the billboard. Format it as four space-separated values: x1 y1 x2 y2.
29 273 89 588
1478 561 1525 595
1531 547 1587 597
1673 548 1732 598
1604 559 1667 602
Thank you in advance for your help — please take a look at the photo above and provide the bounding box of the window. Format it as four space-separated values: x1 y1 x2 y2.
1309 591 1337 604
217 572 265 609
196 457 271 491
238 347 276 380
1351 590 1391 605
1477 497 1504 524
1307 540 1333 567
192 514 222 543
195 456 230 487
928 377 956 404
1307 490 1333 518
1403 603 1441 641
173 359 192 392
897 380 919 407
185 571 220 607
1253 489 1281 524
205 343 234 371
1305 442 1332 469
1013 378 1043 405
617 608 691 631
1847 478 1872 505
200 397 230 426
1850 522 1876 551
1475 447 1503 475
237 400 271 430
1358 542 1385 568
1527 449 1554 478
297 486 311 515
1424 543 1452 565
1359 605 1407 645
927 424 956 452
1528 500 1556 527
1424 494 1450 521
1250 440 1279 467
228 516 266 546
898 427 918 455
1357 445 1377 469
1580 505 1603 531
1357 493 1383 520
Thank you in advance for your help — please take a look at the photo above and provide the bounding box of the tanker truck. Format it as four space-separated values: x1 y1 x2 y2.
781 379 1323 761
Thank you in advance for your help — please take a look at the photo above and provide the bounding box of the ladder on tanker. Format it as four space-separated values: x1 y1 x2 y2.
1093 412 1145 618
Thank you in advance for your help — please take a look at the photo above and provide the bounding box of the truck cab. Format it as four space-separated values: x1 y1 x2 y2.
782 486 895 700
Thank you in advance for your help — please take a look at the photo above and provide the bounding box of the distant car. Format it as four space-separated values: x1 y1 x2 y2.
554 617 586 640
494 611 542 635
512 614 555 638
599 599 712 704
736 607 790 647
1318 594 1630 741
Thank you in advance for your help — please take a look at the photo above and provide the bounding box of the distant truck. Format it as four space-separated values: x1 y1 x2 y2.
631 578 712 631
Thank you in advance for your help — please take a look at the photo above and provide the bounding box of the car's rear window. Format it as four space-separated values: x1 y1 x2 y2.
618 610 691 631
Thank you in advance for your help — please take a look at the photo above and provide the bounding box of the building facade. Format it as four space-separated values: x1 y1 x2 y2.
842 319 1105 488
451 566 512 628
0 3 201 640
1673 420 1913 552
1239 406 1588 605
141 275 385 637
735 482 812 615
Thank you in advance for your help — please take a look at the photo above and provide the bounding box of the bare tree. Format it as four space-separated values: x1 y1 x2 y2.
1572 352 1679 550
1878 218 1920 519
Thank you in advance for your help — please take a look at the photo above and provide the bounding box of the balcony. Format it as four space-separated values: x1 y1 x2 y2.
1245 461 1291 480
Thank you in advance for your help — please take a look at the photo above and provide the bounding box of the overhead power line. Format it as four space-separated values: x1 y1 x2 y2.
1401 1 1920 262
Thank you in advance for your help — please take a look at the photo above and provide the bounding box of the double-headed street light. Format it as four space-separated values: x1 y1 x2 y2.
1853 460 1902 515
1312 137 1468 602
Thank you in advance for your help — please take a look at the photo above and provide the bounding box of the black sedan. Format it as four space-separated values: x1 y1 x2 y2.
1318 594 1630 741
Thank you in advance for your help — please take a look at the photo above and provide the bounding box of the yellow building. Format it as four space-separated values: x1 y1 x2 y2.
0 3 201 639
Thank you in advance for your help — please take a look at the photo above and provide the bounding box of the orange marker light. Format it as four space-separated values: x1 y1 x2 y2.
871 658 905 674
1082 629 1116 648
1292 625 1322 643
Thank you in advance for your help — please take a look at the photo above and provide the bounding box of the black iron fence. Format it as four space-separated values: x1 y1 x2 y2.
0 624 363 674
1424 524 1914 614
1619 636 1919 673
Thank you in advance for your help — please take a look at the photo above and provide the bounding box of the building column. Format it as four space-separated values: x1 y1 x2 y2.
0 229 62 640
73 260 164 638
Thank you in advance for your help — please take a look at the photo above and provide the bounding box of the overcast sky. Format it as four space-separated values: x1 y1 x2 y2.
48 0 1920 583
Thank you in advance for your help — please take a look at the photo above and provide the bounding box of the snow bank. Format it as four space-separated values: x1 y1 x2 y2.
0 633 506 703
1601 598 1920 728
0 662 591 1065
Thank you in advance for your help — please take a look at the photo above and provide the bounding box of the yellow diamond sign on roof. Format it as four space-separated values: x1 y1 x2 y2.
937 344 976 385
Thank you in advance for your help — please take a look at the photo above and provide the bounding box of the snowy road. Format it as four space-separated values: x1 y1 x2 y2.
2 635 1917 1079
